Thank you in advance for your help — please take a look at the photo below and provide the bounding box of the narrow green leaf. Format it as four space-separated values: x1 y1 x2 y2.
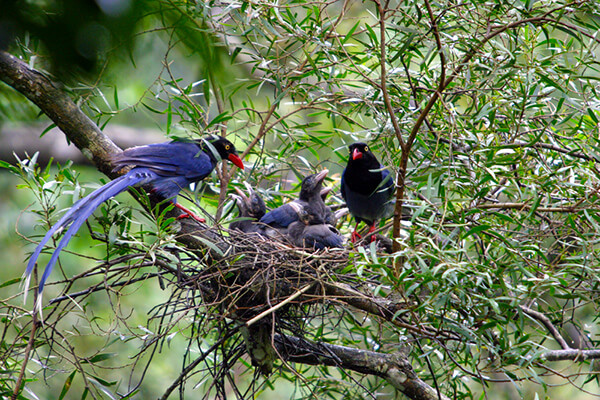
113 85 119 109
587 108 598 124
462 224 491 239
341 21 361 45
197 237 224 257
207 111 232 128
526 193 541 219
58 370 77 400
0 277 22 289
40 123 57 138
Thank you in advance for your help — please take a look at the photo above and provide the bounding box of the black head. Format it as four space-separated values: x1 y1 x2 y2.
297 203 326 226
299 169 328 200
234 182 266 219
347 142 380 167
202 136 245 169
320 187 332 201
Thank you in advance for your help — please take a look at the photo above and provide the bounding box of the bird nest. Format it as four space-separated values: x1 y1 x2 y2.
181 227 350 323
145 224 354 375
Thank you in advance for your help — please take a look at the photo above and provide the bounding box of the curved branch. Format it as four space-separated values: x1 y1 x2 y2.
521 306 570 350
0 52 120 175
276 334 450 400
391 2 580 252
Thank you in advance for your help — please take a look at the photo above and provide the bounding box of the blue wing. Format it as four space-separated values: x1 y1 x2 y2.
111 142 215 181
259 203 302 229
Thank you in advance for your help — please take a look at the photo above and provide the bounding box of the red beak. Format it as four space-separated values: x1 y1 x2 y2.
352 148 363 160
228 154 245 169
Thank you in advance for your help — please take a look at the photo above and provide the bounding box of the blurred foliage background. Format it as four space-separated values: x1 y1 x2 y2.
2 0 600 399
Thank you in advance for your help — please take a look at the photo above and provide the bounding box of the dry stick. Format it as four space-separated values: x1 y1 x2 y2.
374 0 404 146
372 0 408 262
160 331 242 400
390 0 448 261
246 283 314 327
514 140 599 162
475 203 584 212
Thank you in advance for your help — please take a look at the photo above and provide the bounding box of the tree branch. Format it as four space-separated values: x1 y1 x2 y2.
543 349 600 362
521 306 570 350
0 51 120 175
275 334 450 400
391 4 576 253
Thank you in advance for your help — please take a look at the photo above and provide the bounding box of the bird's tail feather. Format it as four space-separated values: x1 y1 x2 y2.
24 171 150 309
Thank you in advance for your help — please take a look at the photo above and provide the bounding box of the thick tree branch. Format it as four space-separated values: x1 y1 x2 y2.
276 334 450 400
324 281 460 341
0 52 120 175
543 349 600 362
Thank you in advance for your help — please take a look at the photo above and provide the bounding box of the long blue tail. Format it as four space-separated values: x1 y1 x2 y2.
24 169 153 310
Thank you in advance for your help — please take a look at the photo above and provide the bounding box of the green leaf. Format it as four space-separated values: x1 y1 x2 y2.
207 111 232 128
462 224 491 239
197 237 224 258
0 278 22 289
113 85 119 109
341 21 360 45
58 370 77 400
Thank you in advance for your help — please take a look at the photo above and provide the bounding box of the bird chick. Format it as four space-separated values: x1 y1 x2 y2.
259 169 330 235
287 204 344 250
230 182 266 233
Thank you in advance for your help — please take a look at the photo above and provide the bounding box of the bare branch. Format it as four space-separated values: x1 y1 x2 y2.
276 334 451 400
521 306 571 350
543 349 600 362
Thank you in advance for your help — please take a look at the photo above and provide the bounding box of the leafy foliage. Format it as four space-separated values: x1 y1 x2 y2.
2 0 600 399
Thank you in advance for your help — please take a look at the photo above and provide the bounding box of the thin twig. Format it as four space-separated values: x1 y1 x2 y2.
12 272 39 400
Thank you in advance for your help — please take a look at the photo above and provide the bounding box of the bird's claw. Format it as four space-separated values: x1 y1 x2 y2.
351 230 362 243
367 225 377 243
173 203 206 223
176 213 206 223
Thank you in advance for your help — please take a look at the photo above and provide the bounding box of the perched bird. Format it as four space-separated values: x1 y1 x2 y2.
229 182 266 233
259 170 330 236
288 205 344 250
341 142 394 243
25 135 244 309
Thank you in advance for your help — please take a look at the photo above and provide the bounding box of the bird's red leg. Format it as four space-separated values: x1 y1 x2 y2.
367 223 377 242
173 202 206 223
351 222 362 243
